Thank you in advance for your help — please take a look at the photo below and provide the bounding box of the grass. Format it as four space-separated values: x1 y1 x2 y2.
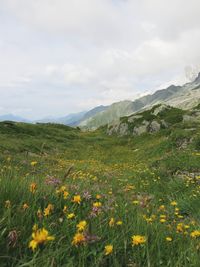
0 121 200 266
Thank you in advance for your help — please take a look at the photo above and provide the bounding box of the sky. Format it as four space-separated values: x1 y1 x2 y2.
0 0 200 119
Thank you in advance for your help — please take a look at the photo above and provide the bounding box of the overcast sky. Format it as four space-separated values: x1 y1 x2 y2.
0 0 200 119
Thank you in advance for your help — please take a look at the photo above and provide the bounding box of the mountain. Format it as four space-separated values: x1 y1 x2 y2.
78 73 200 129
35 106 108 126
0 114 30 123
36 111 87 125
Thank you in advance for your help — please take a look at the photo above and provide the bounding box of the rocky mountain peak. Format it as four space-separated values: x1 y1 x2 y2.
193 72 200 83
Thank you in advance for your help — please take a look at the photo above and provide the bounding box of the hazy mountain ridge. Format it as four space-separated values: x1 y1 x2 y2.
79 73 200 129
1 73 200 127
0 114 30 123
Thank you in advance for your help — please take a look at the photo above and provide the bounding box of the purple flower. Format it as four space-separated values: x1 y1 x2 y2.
45 176 61 187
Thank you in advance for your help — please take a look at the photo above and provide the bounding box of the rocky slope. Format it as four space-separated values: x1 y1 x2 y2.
107 104 200 136
79 73 200 129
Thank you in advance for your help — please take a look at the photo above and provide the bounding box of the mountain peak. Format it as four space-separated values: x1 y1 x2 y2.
193 72 200 83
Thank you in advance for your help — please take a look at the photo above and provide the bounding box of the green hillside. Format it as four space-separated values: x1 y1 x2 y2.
0 117 200 267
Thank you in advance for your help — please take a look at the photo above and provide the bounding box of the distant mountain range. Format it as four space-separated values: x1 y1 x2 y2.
0 114 30 123
76 72 200 129
1 72 200 128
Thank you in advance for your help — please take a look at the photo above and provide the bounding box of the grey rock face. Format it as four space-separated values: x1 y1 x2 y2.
128 115 142 123
183 115 194 122
133 120 149 135
148 120 161 133
153 104 168 116
160 120 168 128
119 123 129 136
107 124 119 135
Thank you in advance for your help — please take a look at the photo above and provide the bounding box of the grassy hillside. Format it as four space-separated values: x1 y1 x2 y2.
0 120 200 266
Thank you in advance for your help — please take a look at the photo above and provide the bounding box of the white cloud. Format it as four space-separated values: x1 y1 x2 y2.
0 0 200 118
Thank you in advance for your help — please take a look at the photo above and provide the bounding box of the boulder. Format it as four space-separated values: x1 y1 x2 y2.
148 120 161 133
119 123 129 136
133 120 149 136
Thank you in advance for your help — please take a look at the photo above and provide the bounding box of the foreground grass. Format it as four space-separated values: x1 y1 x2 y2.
0 121 200 267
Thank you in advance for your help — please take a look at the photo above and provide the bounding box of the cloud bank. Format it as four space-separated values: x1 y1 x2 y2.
0 0 200 119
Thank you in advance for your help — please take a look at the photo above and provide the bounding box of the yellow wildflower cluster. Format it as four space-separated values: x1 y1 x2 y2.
29 226 54 251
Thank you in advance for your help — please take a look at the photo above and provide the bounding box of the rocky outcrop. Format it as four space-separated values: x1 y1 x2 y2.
107 103 200 137
148 120 161 133
133 120 149 135
107 104 182 137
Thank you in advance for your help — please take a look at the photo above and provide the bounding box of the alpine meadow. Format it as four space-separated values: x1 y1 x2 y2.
1 1 200 266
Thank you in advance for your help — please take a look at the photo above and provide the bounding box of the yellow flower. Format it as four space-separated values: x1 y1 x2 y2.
63 191 69 199
132 200 139 205
132 235 146 246
160 219 166 223
71 232 85 246
5 200 11 208
30 183 37 193
76 220 87 232
158 205 165 211
166 237 172 242
67 213 75 219
176 223 184 233
190 230 200 238
63 205 67 213
96 194 101 199
44 208 50 217
37 209 43 219
44 204 54 217
32 224 38 231
23 203 29 210
31 161 37 167
93 202 102 208
29 227 55 251
170 201 177 206
109 218 115 227
72 195 81 204
116 221 123 226
104 244 113 255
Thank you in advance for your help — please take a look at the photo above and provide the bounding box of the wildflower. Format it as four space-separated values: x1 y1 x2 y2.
104 244 113 255
82 191 92 200
71 232 85 246
72 195 81 204
96 194 101 199
37 209 43 219
29 227 55 251
32 224 38 231
23 203 29 210
5 200 11 208
109 218 115 227
30 183 37 193
133 200 139 205
44 208 50 217
45 176 61 186
76 221 87 232
93 202 102 208
170 201 177 206
176 223 184 233
63 205 67 213
31 161 37 167
8 230 18 248
67 213 75 219
166 237 172 242
116 221 123 226
63 191 69 199
132 235 146 246
190 230 200 238
44 204 54 217
158 205 165 211
160 219 166 223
